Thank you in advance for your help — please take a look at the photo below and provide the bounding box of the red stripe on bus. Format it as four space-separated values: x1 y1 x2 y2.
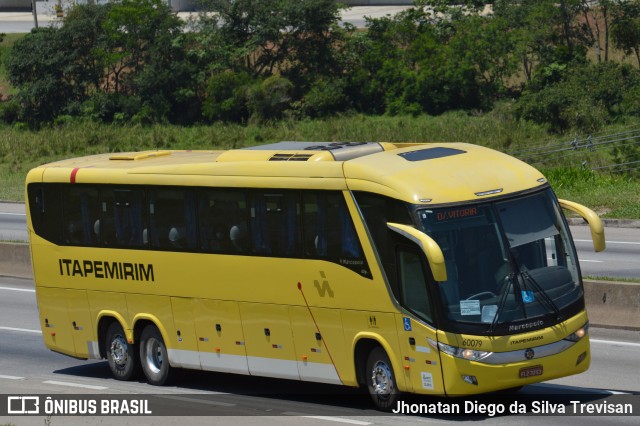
70 168 80 183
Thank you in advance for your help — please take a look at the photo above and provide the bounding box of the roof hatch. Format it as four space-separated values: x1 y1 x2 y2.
398 147 466 162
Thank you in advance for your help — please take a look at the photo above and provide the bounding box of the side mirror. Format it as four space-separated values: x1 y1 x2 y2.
387 222 448 282
558 199 605 252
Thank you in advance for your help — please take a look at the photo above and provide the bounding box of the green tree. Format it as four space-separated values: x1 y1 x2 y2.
198 0 350 87
350 5 511 116
5 5 110 124
493 0 589 83
517 62 640 132
577 0 616 63
246 75 293 122
611 0 640 67
5 28 76 124
203 70 254 122
100 0 182 93
94 0 201 123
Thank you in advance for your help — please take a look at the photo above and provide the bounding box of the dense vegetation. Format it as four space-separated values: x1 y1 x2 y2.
1 0 640 215
3 0 640 132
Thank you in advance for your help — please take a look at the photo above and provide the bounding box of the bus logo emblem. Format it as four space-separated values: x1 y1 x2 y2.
314 271 334 298
525 348 535 360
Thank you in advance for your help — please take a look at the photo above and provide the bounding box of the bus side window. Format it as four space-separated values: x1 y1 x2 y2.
62 186 100 246
303 192 363 259
250 192 300 256
199 190 248 253
149 188 197 250
99 188 146 247
27 183 62 244
354 192 413 294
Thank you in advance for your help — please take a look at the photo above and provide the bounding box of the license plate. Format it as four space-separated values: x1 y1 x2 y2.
519 365 543 378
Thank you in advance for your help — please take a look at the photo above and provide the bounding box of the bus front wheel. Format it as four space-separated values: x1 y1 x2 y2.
366 347 400 411
106 322 138 380
139 324 174 386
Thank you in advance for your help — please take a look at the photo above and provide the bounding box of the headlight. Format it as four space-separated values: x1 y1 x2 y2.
428 338 493 361
564 322 589 342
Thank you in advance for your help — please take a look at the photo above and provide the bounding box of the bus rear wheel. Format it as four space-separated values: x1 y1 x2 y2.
106 322 138 380
139 324 174 386
366 347 400 411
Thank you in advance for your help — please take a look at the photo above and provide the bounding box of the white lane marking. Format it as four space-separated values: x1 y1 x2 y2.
43 380 108 390
156 395 236 407
0 374 25 380
0 212 26 216
0 286 35 293
590 338 640 348
579 260 604 263
574 239 640 246
0 326 42 334
283 413 371 425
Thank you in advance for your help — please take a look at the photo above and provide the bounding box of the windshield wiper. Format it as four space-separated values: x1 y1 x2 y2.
488 272 514 333
521 270 562 321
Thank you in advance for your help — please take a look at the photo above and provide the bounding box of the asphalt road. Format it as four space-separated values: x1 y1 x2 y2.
0 276 639 425
0 202 26 242
570 226 640 279
2 202 639 279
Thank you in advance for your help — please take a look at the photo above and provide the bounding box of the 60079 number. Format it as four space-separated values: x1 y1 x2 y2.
462 339 482 348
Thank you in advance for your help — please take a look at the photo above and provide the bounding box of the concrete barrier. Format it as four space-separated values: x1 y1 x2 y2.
1 243 638 329
0 242 32 279
583 279 640 330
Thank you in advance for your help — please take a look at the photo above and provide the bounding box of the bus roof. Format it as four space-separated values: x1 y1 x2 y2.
27 142 546 205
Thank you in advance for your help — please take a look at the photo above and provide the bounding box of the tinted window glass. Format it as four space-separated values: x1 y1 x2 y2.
99 188 146 247
63 187 100 246
199 190 248 253
149 188 197 250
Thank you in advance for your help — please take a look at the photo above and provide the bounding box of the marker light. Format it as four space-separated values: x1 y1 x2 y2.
564 322 589 342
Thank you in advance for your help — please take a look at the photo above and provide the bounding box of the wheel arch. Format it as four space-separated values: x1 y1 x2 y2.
96 311 129 359
131 314 172 349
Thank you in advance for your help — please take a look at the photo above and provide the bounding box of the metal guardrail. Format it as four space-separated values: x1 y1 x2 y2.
508 127 640 174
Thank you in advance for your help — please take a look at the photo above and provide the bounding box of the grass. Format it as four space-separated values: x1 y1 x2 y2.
1 112 639 219
543 167 640 219
0 111 550 199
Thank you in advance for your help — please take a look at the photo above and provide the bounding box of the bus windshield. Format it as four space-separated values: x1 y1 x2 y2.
417 188 582 334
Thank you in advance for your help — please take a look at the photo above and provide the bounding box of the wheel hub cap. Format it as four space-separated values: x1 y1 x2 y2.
371 361 394 397
110 336 128 368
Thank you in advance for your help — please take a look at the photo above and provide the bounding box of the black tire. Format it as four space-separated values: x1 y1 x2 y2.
105 321 138 381
366 347 401 411
139 324 174 386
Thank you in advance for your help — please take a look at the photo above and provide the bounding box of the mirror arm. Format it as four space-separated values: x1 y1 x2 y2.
387 222 448 282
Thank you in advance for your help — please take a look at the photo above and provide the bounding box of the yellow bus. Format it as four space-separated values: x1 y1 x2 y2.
26 141 605 410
